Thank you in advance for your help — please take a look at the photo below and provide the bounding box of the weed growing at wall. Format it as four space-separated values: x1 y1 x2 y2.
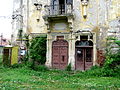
101 37 120 76
103 38 120 76
66 63 72 71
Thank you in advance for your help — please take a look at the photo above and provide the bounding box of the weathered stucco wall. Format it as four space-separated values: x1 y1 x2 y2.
12 0 28 45
73 0 99 31
27 0 120 39
28 0 48 34
28 0 99 34
108 0 120 21
13 0 120 40
107 0 120 40
12 0 120 69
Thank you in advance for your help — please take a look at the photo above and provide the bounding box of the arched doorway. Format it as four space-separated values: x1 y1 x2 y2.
52 38 68 69
75 40 93 70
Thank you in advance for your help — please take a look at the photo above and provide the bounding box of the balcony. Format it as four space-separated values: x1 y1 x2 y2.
43 4 74 32
44 4 73 19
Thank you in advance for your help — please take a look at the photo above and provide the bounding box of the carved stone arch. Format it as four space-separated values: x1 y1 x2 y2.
88 39 93 42
75 40 93 47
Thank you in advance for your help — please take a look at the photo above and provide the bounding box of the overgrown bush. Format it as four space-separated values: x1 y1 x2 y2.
0 55 2 66
66 63 72 71
11 63 25 68
33 65 49 72
77 65 119 77
29 36 47 69
102 38 120 76
24 34 30 63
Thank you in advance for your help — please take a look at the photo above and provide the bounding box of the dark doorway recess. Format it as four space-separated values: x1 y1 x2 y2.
75 40 93 70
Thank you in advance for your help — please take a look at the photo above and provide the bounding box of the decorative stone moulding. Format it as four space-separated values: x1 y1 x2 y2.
81 0 89 6
81 0 89 18
34 3 42 11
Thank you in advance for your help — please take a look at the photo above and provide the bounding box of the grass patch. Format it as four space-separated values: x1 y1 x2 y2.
0 67 120 89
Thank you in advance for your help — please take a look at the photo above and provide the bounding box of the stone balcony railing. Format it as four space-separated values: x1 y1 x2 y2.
44 4 73 16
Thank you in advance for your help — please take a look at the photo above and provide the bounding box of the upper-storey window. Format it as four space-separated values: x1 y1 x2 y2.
53 0 57 5
52 0 72 14
52 0 73 5
66 0 73 4
81 0 89 2
46 0 73 15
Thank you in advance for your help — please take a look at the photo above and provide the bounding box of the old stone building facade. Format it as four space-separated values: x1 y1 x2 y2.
12 0 120 70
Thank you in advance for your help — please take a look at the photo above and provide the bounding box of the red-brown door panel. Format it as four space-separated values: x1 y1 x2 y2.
52 40 68 69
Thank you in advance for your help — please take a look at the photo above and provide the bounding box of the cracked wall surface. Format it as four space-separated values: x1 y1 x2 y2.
12 0 120 67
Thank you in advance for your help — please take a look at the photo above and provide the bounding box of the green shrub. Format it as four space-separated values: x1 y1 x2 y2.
83 66 103 77
77 64 120 77
29 36 47 69
0 55 2 65
102 38 120 77
34 65 49 72
90 65 100 70
104 55 120 69
25 61 33 68
11 63 25 68
66 63 72 71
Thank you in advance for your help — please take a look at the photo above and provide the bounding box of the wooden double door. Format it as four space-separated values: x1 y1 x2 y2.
52 40 68 69
75 47 93 70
